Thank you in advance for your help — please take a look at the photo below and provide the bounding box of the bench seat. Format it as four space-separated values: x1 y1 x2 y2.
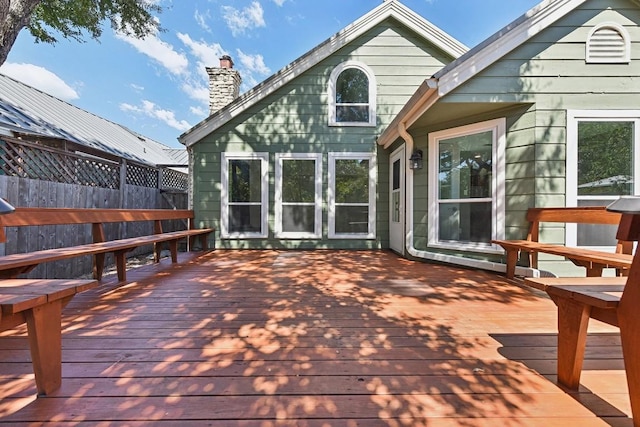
493 239 633 278
491 206 631 278
0 279 98 395
522 207 640 426
0 208 215 281
0 228 213 281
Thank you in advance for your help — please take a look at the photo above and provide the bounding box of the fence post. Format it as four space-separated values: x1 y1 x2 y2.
119 159 127 209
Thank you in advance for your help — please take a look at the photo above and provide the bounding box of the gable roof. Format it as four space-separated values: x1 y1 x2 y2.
179 0 468 148
0 73 186 167
377 0 600 148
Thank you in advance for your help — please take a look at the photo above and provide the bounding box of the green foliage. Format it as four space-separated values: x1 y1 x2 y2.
28 0 162 45
335 159 369 204
578 121 633 196
282 160 315 203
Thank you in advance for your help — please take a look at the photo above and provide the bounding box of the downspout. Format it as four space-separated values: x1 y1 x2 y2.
397 122 534 276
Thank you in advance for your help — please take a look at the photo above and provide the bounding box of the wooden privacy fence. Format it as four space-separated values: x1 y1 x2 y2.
0 136 193 278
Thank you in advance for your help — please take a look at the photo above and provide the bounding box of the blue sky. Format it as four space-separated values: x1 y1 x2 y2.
1 0 541 149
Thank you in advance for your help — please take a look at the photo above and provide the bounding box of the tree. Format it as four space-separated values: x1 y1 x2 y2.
0 0 162 66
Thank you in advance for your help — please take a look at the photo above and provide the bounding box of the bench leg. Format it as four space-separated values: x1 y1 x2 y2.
153 242 162 263
115 250 127 282
200 234 209 250
169 240 178 263
505 249 518 279
93 253 105 280
552 296 591 390
619 301 640 426
24 299 63 395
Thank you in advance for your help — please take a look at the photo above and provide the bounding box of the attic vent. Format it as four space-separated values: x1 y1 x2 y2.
586 23 630 63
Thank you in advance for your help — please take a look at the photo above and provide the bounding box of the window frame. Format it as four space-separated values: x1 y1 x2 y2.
566 110 640 248
221 152 269 239
274 153 323 239
328 61 377 127
427 118 506 253
328 152 377 239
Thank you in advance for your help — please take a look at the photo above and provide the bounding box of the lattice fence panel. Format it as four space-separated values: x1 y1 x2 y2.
126 162 158 188
0 138 120 188
161 168 188 191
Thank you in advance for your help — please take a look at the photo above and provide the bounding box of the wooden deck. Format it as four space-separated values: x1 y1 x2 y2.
0 250 632 426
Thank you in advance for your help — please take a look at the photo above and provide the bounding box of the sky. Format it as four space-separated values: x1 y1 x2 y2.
1 0 542 149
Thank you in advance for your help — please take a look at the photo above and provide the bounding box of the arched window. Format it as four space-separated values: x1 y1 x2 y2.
328 62 376 126
586 22 630 63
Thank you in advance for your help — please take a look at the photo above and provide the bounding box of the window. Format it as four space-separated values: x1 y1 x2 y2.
586 22 630 63
328 61 376 127
428 119 505 251
328 152 376 239
567 111 640 248
221 153 269 238
275 153 323 238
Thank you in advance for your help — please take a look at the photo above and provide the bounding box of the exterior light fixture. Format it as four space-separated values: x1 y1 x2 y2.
0 198 15 215
409 149 423 170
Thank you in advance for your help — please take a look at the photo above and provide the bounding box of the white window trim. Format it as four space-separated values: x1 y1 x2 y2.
566 110 640 248
328 61 377 127
427 118 506 253
221 152 269 239
328 152 377 239
274 153 323 239
586 22 630 64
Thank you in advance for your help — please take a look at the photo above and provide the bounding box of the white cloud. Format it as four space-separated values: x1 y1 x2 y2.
120 100 192 132
195 9 211 32
115 29 189 76
177 33 225 68
236 49 270 75
190 105 207 116
272 0 287 5
0 63 79 101
222 1 266 36
181 81 209 105
130 83 145 92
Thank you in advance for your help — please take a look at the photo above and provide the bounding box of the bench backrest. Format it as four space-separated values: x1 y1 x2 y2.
525 206 631 253
0 208 196 243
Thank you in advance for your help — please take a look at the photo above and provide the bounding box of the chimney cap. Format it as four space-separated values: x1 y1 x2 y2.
219 55 234 68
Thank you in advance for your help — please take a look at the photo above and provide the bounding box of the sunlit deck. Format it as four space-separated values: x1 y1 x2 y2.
0 250 632 426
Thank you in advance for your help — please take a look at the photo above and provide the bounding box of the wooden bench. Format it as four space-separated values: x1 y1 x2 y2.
0 278 98 395
524 208 640 426
492 207 633 278
0 208 215 281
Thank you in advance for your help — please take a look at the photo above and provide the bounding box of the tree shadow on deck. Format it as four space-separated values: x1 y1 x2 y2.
0 250 624 425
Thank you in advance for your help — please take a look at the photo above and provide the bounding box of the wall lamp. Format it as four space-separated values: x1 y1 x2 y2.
0 198 15 215
409 149 423 170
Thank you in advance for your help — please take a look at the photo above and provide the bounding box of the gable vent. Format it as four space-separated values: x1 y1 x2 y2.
586 23 630 63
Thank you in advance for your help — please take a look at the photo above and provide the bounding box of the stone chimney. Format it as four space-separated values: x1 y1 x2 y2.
206 55 242 115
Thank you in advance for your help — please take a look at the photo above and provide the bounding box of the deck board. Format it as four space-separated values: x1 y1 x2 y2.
0 250 632 425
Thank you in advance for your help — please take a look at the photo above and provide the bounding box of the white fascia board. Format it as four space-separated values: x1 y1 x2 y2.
436 0 587 97
181 1 468 148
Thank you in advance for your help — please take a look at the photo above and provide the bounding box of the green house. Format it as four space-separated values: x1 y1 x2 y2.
179 1 467 250
181 0 640 277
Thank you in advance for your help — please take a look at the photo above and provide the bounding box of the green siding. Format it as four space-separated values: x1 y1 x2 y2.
192 19 456 249
408 0 640 270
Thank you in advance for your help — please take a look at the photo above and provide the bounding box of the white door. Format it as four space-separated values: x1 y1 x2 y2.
389 146 405 254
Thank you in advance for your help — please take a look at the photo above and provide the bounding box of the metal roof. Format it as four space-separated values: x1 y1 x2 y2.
0 73 186 167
